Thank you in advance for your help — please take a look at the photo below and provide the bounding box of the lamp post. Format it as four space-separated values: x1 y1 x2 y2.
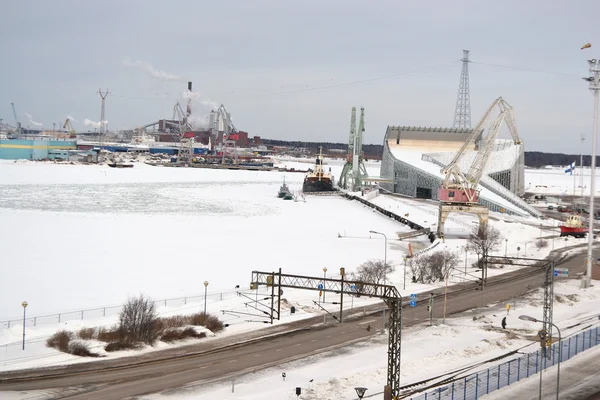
203 281 209 315
323 267 327 303
369 230 388 285
21 301 28 350
403 257 407 290
519 315 562 400
354 387 368 399
464 245 469 282
505 238 508 257
584 57 600 289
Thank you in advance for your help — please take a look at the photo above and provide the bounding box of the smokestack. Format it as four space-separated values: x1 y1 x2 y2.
188 81 192 91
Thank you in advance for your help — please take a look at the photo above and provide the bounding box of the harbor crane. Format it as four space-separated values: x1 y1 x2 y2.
339 107 369 191
437 97 521 236
11 102 22 137
62 118 77 138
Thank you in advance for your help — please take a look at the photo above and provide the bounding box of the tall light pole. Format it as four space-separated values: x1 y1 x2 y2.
322 267 327 303
519 315 562 400
203 281 209 315
584 56 600 288
504 238 508 257
369 230 388 285
464 245 469 282
21 301 28 350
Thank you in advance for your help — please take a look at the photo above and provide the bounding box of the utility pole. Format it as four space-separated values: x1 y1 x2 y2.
583 57 600 289
428 293 433 326
453 50 471 129
97 89 110 135
581 134 586 200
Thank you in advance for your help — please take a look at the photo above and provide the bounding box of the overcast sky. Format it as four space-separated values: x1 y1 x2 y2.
1 0 599 154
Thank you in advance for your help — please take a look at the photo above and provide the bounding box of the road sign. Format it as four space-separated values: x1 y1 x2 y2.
409 293 417 307
554 268 569 277
350 284 357 292
318 283 324 289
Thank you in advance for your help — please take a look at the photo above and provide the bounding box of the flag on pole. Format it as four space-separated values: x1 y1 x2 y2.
565 161 576 175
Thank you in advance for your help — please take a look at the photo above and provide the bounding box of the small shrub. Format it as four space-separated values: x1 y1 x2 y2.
77 327 95 340
97 326 120 342
46 330 73 352
204 315 225 333
118 294 159 344
188 312 208 327
68 341 101 357
160 327 207 343
104 341 143 352
536 239 549 249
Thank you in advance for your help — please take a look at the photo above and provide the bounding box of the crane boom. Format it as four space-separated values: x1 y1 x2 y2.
11 102 22 136
439 97 521 205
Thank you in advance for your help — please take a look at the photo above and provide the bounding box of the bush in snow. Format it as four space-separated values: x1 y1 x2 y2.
160 327 207 343
77 327 95 340
68 340 101 357
467 224 503 281
104 341 143 352
118 294 159 345
353 259 395 294
411 249 459 284
97 326 120 342
536 239 549 249
46 330 73 352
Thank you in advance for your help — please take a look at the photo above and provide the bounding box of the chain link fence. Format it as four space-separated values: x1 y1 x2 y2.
409 325 600 399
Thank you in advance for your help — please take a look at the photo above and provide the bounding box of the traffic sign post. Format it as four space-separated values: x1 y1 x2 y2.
554 268 568 277
318 283 324 305
409 293 417 307
428 294 434 326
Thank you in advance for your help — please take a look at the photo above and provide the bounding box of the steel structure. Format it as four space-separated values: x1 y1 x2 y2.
176 82 195 163
62 118 76 138
339 107 369 191
251 269 402 400
453 50 471 129
97 89 110 134
483 256 554 357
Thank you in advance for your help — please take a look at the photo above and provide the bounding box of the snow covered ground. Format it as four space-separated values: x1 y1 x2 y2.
525 166 600 197
0 158 594 400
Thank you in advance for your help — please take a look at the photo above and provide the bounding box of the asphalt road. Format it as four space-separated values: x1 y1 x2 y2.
0 252 590 400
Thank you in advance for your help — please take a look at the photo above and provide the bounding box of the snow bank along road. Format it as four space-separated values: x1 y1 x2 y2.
0 252 589 400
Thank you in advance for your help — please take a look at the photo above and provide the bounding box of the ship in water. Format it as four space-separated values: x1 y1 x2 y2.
302 147 336 193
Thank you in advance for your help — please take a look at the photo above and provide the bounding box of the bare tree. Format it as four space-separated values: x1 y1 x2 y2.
118 294 159 344
467 223 503 282
355 259 395 293
411 249 459 284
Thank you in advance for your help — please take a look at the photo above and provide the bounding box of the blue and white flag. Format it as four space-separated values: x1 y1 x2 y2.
565 161 576 175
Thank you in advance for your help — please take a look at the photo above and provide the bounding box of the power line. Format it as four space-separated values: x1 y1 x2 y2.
470 60 581 78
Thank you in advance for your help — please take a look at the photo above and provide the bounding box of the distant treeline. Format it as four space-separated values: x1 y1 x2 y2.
262 139 593 167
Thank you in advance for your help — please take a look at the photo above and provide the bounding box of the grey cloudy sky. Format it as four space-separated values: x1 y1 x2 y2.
1 0 599 154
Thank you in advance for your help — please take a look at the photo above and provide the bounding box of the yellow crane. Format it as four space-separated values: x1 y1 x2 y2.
63 118 76 138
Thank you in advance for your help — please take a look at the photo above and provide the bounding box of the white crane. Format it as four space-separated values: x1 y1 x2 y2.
439 97 521 205
11 102 22 136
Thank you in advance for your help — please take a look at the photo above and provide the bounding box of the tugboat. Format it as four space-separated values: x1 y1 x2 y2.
560 214 587 238
302 147 336 193
107 161 134 168
278 177 290 198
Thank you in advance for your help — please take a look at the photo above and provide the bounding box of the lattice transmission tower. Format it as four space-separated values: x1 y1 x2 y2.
453 50 471 129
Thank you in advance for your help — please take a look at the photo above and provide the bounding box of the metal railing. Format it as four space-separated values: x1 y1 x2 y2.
409 325 600 399
0 290 238 332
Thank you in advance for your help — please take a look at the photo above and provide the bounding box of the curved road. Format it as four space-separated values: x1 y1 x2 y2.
0 252 589 400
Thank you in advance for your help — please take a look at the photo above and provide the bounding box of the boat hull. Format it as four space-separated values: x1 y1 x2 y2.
302 179 336 193
559 226 587 238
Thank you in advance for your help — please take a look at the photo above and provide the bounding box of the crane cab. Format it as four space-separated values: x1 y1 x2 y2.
438 188 479 204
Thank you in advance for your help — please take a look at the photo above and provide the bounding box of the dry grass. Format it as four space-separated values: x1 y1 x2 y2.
104 341 143 352
68 341 101 357
97 326 120 342
160 327 207 343
77 327 95 340
46 330 73 352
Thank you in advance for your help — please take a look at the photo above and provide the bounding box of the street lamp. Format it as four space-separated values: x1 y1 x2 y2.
354 387 368 399
519 315 562 400
21 301 28 350
323 267 327 303
369 230 388 285
505 238 508 257
584 57 600 289
203 281 209 315
464 245 469 282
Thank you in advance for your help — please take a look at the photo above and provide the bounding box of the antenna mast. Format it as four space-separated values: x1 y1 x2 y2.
453 50 471 129
97 88 110 134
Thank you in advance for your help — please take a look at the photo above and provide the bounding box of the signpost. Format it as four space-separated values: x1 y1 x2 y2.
409 294 417 307
554 268 569 277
